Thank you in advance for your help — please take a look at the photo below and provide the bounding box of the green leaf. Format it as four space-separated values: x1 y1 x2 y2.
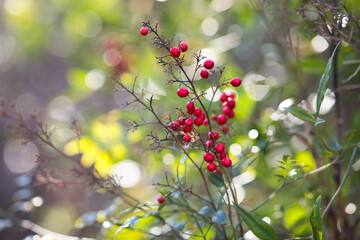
310 196 322 240
212 210 227 224
174 220 186 231
285 106 315 122
206 171 225 187
199 206 213 215
316 43 340 115
315 117 325 127
344 129 360 147
114 216 141 238
234 204 279 240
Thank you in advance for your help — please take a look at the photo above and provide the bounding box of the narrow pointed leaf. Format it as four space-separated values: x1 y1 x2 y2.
285 106 315 122
206 171 225 187
316 43 340 115
234 204 279 240
310 196 322 240
344 129 360 147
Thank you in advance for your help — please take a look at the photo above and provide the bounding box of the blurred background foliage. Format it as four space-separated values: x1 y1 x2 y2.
0 0 359 239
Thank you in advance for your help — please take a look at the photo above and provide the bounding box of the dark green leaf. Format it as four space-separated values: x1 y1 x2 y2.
316 43 340 115
310 196 322 240
206 171 225 187
234 204 279 240
313 138 333 156
285 106 315 122
315 117 325 127
199 206 213 215
344 129 360 147
212 210 227 224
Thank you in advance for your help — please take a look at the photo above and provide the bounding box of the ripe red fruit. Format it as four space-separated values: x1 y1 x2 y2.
140 27 148 36
220 151 226 159
203 152 215 162
170 47 181 57
203 118 209 126
187 108 195 115
208 130 219 140
230 77 242 87
217 114 227 125
222 158 232 167
179 42 188 52
204 59 214 69
215 143 225 153
207 162 217 171
214 169 222 175
178 117 186 125
186 101 195 110
228 110 235 118
221 125 229 134
200 69 209 78
226 99 236 109
220 93 228 102
183 134 191 142
169 121 180 131
200 112 206 119
205 140 213 148
194 117 203 126
177 88 189 98
157 195 165 204
227 93 235 99
211 114 217 121
223 107 232 115
185 119 193 127
182 125 192 133
194 108 202 117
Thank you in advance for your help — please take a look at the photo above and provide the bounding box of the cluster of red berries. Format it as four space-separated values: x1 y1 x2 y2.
204 134 232 173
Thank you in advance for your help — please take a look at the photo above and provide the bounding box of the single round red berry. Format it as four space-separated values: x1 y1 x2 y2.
194 108 202 117
182 125 192 133
183 134 191 142
227 93 235 99
178 117 186 125
204 59 214 69
211 114 217 121
222 158 232 167
214 169 222 175
226 99 236 109
203 118 209 126
170 47 181 57
220 151 227 159
215 143 225 153
187 108 195 115
230 77 242 87
140 27 148 36
200 112 206 119
157 195 165 204
203 152 215 162
228 110 235 118
205 140 213 148
223 107 232 115
200 69 209 79
179 42 188 52
177 88 189 98
185 119 193 127
169 121 180 131
220 93 228 102
221 125 229 134
208 130 219 140
194 117 203 126
186 101 195 110
217 114 227 125
207 162 217 171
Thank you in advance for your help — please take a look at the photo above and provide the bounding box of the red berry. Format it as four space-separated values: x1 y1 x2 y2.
186 101 195 110
211 114 217 121
204 59 214 69
157 195 165 204
200 69 209 79
227 93 235 99
185 119 193 127
205 140 213 148
215 143 225 153
214 169 222 175
207 162 217 171
200 112 206 119
194 108 202 117
217 114 227 125
203 152 215 162
140 27 148 36
222 158 232 167
169 121 180 131
228 110 235 118
226 99 236 109
177 88 189 98
220 151 227 159
187 108 195 115
182 125 192 133
179 42 188 52
178 117 186 125
208 130 219 140
221 125 229 134
183 134 191 142
220 93 228 102
230 77 242 87
170 47 181 57
203 118 209 126
223 107 232 115
194 117 203 126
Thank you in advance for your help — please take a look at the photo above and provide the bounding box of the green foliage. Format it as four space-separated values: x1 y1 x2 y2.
310 196 322 240
285 106 315 122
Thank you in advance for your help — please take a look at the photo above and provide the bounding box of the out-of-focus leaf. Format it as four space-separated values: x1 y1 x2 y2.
316 43 340 115
199 206 213 215
114 216 141 238
344 129 360 147
310 196 322 240
315 117 325 127
234 204 279 240
174 220 186 231
285 106 315 122
206 171 225 187
313 138 333 157
212 210 227 224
